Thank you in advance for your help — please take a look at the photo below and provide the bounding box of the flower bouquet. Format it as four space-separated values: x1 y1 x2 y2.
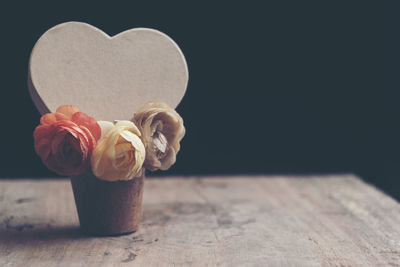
33 103 185 235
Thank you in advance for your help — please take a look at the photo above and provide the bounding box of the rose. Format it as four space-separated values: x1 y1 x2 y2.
132 102 185 171
33 105 101 176
91 120 146 181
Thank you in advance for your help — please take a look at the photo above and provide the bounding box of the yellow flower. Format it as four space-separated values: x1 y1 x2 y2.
132 102 185 171
91 120 145 181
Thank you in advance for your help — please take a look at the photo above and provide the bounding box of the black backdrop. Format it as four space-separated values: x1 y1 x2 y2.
1 1 399 199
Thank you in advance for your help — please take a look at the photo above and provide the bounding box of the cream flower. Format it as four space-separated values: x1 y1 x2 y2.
132 102 185 171
91 120 146 181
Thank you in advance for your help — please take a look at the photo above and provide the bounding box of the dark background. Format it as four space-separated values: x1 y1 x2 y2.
1 1 399 199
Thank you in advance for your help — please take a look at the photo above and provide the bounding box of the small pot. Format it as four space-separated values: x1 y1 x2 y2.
70 170 145 236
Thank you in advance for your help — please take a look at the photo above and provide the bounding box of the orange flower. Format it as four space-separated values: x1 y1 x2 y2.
33 105 101 176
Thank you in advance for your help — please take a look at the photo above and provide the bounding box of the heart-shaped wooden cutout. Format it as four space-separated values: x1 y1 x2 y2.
28 22 188 121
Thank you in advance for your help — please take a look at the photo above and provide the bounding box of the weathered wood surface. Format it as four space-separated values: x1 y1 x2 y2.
0 175 399 267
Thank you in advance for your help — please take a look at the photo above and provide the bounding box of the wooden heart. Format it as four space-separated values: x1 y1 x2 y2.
28 22 188 121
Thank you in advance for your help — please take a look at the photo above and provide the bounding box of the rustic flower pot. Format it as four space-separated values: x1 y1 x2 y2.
70 170 144 236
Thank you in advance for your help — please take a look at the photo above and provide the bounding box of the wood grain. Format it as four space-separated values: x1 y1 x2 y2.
0 175 399 266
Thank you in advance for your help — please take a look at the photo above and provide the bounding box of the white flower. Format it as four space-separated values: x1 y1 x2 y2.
132 102 185 171
91 120 145 181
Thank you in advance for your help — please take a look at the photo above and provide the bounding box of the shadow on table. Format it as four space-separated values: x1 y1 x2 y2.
0 225 85 245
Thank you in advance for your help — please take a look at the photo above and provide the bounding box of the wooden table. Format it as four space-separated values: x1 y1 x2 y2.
0 175 399 266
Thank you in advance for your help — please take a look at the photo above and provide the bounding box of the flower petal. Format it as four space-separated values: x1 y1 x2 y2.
159 148 177 170
71 112 101 141
56 105 80 119
40 112 70 125
97 121 115 140
120 130 146 156
79 126 97 152
115 120 141 136
34 124 51 144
